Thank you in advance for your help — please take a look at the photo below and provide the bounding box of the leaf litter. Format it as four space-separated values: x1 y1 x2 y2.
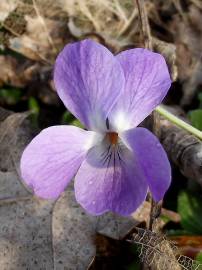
0 0 202 269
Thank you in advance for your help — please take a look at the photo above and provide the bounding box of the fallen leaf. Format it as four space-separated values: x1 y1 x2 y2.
169 236 202 258
52 185 150 269
0 110 35 173
0 0 17 23
0 108 54 269
0 171 29 199
0 55 40 88
167 4 202 106
0 109 33 200
0 197 54 270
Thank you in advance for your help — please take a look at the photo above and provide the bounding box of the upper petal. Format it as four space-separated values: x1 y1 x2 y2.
54 39 125 131
20 126 97 199
109 48 171 131
121 127 171 201
74 137 148 216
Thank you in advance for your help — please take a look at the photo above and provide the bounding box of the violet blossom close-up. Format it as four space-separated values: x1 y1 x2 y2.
20 39 172 216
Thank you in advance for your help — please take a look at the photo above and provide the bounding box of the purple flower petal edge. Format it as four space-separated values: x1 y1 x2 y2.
110 48 171 130
20 125 96 199
121 127 171 201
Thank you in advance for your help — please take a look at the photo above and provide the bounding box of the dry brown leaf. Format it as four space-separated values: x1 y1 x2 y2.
52 185 150 269
170 235 202 258
0 0 18 23
167 4 202 105
0 109 54 269
8 17 59 63
0 110 35 173
0 55 40 87
0 198 54 270
52 186 96 270
0 171 29 199
2 1 68 62
61 0 136 41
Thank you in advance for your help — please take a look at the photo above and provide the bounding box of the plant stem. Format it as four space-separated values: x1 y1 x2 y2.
155 105 202 140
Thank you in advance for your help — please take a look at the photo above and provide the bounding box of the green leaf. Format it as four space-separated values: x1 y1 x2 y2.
127 261 141 270
61 111 75 124
61 112 84 128
0 88 22 105
71 119 84 129
188 109 202 131
166 229 192 236
28 97 40 114
198 93 202 108
28 97 40 127
178 191 202 235
127 245 141 270
196 252 202 263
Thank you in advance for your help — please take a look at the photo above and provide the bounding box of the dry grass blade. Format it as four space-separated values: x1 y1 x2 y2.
32 0 57 53
189 0 202 10
128 227 202 270
60 0 135 38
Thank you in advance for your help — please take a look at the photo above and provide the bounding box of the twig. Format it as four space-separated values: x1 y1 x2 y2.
135 0 152 50
114 0 128 22
0 196 32 206
161 208 181 223
78 0 101 32
189 0 202 10
148 198 162 231
118 8 138 37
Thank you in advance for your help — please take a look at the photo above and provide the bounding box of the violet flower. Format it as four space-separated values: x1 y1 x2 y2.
21 39 171 216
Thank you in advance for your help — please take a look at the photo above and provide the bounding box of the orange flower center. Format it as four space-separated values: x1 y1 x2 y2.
107 132 118 145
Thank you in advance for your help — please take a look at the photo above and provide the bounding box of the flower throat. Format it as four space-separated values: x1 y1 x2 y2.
107 132 118 145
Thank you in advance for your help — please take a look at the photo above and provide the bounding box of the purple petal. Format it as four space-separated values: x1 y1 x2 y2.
74 138 148 216
110 49 171 131
20 126 96 199
54 39 125 131
122 127 171 201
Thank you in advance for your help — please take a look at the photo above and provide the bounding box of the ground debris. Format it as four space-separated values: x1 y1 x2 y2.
129 227 202 270
52 185 150 270
0 55 40 88
1 0 70 62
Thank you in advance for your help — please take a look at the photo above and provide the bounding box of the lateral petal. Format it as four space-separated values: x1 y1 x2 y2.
122 127 171 201
20 126 96 199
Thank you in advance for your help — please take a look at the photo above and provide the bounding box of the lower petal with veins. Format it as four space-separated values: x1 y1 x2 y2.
74 138 148 216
